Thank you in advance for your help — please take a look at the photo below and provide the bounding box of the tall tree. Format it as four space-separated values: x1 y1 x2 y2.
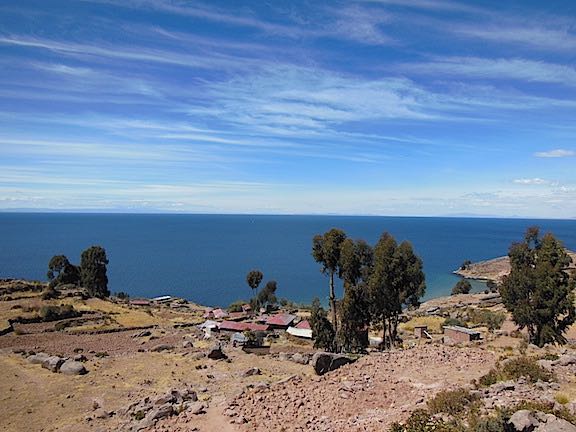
338 282 370 353
368 232 398 349
309 297 336 352
246 269 263 296
47 255 80 288
312 228 347 334
500 228 575 347
369 234 426 349
256 280 278 311
80 246 109 298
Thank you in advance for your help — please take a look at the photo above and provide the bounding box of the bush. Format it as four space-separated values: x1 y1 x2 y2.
389 409 460 432
427 388 480 416
452 280 472 295
38 304 80 322
41 287 60 300
228 300 246 313
479 356 555 386
115 291 130 301
468 309 505 331
443 317 467 328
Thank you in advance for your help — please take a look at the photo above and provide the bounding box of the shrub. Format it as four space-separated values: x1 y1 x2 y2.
540 353 559 361
555 393 570 405
41 287 60 300
452 280 472 295
428 388 480 416
444 317 467 328
228 300 246 313
468 309 505 331
38 304 79 322
115 291 130 301
389 409 459 432
479 356 555 386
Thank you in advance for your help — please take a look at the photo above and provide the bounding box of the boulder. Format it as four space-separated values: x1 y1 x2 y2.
557 355 576 367
509 410 539 432
311 352 354 376
242 367 261 377
188 402 205 415
60 360 88 375
491 380 516 393
133 330 151 338
291 353 309 365
207 343 226 360
74 354 87 362
150 344 174 352
182 340 194 349
27 352 50 365
535 414 576 432
42 356 65 373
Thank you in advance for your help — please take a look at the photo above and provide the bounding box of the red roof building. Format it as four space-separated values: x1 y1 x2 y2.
295 319 311 330
218 321 270 332
265 313 297 328
213 308 229 320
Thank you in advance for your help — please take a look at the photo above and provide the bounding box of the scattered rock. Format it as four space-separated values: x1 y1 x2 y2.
291 353 309 365
133 330 152 338
207 343 226 360
243 367 261 377
150 344 174 352
74 354 88 362
491 380 516 393
93 408 111 419
509 410 539 432
27 352 50 365
182 340 194 348
557 355 576 367
311 352 354 375
189 402 205 415
60 360 88 375
42 356 65 373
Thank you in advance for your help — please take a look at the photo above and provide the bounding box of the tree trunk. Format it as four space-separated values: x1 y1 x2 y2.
330 271 338 335
382 318 387 350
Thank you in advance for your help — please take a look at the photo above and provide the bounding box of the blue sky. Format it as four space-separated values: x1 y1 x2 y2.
1 0 575 218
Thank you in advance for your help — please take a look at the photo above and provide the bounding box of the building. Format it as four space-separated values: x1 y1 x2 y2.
218 321 270 332
295 320 311 330
265 313 297 329
212 308 229 320
286 326 312 339
443 325 481 343
129 299 151 307
414 325 432 339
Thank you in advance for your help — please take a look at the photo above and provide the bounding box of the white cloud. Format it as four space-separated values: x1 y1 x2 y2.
398 57 576 86
534 149 576 158
513 178 551 185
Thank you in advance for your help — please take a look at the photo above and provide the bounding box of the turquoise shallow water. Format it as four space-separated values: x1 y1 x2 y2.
0 213 574 307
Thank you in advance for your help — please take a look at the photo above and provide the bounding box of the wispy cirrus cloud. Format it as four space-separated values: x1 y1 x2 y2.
398 57 576 87
534 149 576 158
513 178 553 185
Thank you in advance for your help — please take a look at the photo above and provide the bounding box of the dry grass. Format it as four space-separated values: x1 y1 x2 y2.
400 316 445 334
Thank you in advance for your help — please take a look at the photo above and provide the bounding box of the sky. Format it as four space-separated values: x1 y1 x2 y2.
1 0 576 218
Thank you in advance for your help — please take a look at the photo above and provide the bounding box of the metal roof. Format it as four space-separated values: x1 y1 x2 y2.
287 327 313 339
443 325 481 335
295 319 311 330
265 313 297 327
219 321 270 332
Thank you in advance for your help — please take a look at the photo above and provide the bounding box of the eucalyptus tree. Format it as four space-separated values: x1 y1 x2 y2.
246 269 263 297
500 227 575 347
80 246 109 298
312 228 347 333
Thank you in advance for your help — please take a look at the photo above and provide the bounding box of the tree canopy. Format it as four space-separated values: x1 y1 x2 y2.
80 246 110 298
47 254 80 288
246 269 263 293
451 279 472 295
500 227 575 347
312 228 347 333
310 297 336 352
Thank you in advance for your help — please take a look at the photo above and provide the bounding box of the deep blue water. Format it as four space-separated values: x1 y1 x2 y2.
0 214 575 307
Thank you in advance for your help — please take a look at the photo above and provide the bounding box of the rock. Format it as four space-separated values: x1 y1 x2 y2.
146 403 174 421
190 352 206 360
154 392 175 405
242 367 261 377
133 330 151 338
509 410 539 432
182 340 194 348
188 402 205 415
538 360 554 371
311 352 354 376
491 380 516 393
93 408 111 419
27 352 50 365
557 355 576 367
278 352 290 361
291 353 309 365
42 356 65 373
150 344 174 352
207 343 226 360
74 354 88 362
60 360 88 375
536 413 576 432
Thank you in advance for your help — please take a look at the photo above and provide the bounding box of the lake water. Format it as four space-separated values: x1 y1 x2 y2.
1 213 575 307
